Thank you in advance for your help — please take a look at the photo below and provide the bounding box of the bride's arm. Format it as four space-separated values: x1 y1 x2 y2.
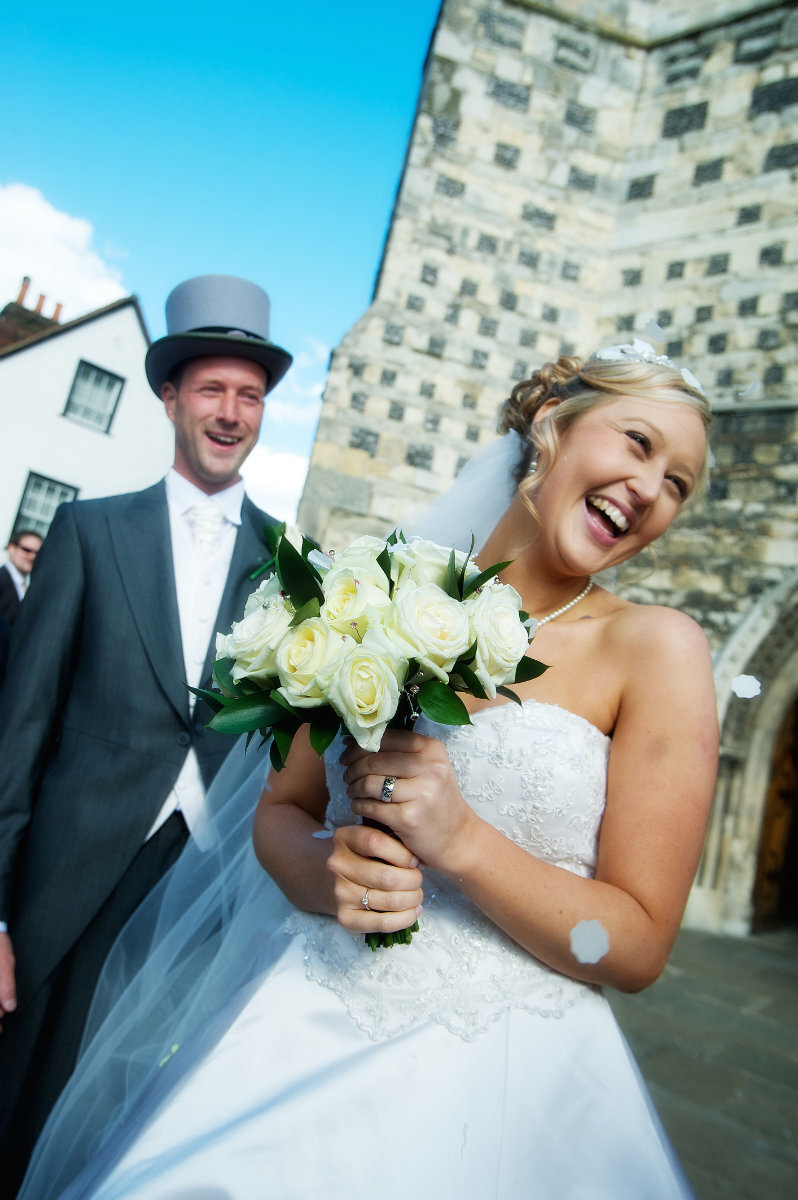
253 727 423 933
344 607 718 993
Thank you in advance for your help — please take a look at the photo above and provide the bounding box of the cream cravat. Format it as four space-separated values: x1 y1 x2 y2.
187 499 224 555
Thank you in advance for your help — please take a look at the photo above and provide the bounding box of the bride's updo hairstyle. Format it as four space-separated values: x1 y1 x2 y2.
499 352 712 516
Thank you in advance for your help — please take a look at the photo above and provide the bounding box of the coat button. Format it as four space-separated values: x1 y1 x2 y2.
177 732 191 746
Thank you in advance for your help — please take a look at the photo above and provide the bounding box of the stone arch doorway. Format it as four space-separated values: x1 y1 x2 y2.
751 697 798 930
686 571 798 935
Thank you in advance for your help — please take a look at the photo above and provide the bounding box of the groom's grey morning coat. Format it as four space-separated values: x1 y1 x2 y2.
0 480 275 1008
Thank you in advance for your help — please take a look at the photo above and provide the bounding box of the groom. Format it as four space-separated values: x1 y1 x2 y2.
0 274 292 1196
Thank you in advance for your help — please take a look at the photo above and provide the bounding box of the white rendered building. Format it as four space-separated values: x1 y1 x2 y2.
0 292 174 541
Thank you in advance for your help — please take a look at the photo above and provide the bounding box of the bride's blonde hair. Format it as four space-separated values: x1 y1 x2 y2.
499 354 712 519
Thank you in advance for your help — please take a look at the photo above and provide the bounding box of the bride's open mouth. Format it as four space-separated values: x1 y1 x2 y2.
586 495 629 538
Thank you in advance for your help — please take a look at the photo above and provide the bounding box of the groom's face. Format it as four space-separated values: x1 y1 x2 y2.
162 356 268 494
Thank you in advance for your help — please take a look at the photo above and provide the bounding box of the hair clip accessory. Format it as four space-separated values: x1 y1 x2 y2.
589 338 705 396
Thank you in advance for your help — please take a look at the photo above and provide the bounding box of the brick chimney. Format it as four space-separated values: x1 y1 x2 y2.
0 277 60 348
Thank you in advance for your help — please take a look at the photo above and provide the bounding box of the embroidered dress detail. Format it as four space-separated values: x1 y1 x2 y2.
288 700 609 1041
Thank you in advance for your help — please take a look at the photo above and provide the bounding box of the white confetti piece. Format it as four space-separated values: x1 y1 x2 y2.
642 318 665 341
570 919 610 964
731 674 761 699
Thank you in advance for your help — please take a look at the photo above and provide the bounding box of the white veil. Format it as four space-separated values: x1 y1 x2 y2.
19 433 525 1200
19 742 294 1200
408 430 521 552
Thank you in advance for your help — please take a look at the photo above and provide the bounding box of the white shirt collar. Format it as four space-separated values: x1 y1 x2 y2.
4 559 26 588
165 468 245 527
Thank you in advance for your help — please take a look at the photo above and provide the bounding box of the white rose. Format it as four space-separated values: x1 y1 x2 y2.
220 592 295 683
464 581 529 698
383 582 471 682
389 536 478 592
240 574 284 619
334 534 390 561
275 618 353 708
323 540 391 592
321 567 392 640
315 627 407 750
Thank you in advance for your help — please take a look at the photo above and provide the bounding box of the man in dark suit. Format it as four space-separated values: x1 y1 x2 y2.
0 530 43 624
0 274 292 1195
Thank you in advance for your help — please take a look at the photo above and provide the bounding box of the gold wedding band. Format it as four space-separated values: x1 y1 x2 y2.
380 776 396 802
362 887 371 910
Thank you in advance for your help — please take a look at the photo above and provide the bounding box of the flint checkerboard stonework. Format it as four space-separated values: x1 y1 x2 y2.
298 1 797 936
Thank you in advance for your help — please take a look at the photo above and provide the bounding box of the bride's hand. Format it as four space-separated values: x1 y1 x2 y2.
341 729 478 873
327 823 423 936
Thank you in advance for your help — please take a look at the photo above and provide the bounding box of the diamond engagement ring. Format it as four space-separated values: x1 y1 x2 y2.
362 888 371 910
380 776 396 802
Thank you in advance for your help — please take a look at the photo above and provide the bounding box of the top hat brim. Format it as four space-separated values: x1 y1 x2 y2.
145 332 293 398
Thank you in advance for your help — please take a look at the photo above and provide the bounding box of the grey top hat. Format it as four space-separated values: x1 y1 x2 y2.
145 274 293 398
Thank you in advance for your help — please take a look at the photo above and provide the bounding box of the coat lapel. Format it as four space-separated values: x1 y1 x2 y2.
108 483 189 722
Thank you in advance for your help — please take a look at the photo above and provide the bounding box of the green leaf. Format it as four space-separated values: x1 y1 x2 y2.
289 597 321 627
513 656 549 683
301 534 322 563
269 737 286 772
271 723 295 766
496 684 523 706
450 662 488 699
455 640 477 667
443 548 459 600
271 691 306 720
213 657 240 699
207 694 291 735
416 681 473 726
309 712 342 757
187 685 225 713
461 561 512 600
375 544 393 592
262 521 285 559
456 534 477 595
277 536 324 608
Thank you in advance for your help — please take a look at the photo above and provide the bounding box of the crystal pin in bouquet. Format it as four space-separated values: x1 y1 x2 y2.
193 524 547 949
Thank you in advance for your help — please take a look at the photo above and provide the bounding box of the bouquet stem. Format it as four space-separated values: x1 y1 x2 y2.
363 699 419 951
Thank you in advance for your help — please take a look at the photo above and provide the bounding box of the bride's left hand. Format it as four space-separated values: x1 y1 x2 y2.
340 729 477 871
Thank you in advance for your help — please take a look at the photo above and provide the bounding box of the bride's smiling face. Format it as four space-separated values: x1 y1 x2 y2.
530 393 707 576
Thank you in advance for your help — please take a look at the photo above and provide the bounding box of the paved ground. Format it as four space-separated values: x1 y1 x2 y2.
608 925 797 1200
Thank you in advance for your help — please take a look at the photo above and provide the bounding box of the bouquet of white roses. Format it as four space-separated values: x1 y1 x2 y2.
194 524 546 947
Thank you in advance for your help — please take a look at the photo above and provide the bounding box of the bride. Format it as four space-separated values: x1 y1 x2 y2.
22 341 717 1199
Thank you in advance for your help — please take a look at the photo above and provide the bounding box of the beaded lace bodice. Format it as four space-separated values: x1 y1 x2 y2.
287 699 610 1042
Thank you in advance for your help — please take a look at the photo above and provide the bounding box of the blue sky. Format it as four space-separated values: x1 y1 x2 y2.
1 1 442 516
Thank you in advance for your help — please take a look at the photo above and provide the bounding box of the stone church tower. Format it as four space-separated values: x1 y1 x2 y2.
298 0 797 937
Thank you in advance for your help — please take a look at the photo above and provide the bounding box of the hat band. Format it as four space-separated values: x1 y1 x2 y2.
190 325 266 341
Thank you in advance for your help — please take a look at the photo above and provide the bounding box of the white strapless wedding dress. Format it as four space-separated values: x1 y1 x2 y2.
51 701 694 1199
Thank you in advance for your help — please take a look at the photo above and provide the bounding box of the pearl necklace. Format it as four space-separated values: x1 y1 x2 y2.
536 580 594 627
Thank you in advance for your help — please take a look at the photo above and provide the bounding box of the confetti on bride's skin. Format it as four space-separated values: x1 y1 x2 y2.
731 674 762 699
312 830 334 839
570 919 610 964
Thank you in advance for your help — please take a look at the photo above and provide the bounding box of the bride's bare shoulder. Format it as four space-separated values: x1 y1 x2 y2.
598 592 712 674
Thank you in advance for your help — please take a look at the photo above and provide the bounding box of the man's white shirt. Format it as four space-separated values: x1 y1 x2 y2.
146 470 245 849
3 559 28 600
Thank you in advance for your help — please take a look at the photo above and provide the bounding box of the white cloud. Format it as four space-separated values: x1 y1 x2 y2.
265 334 327 428
240 444 310 523
0 183 127 322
